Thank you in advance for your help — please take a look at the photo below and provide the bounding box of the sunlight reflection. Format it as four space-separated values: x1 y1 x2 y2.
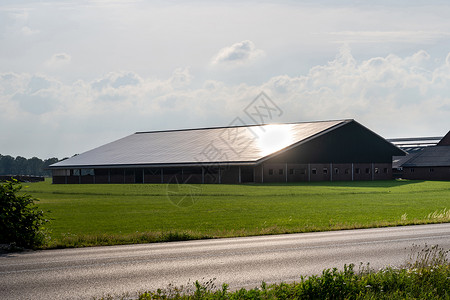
257 124 295 156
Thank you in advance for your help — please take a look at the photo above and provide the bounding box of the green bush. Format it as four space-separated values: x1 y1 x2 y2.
0 179 50 249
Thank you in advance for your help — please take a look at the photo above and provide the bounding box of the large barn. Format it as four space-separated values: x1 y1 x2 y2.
49 119 405 184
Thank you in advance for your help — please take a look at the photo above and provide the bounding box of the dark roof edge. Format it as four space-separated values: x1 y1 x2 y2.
134 119 354 135
48 161 257 169
387 136 443 142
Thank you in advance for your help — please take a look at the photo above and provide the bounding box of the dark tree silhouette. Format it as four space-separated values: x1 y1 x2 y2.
0 155 60 177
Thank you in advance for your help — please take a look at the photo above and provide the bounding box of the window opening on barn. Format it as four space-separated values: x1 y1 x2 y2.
365 168 370 174
278 169 283 175
145 168 161 175
312 168 317 175
383 168 388 173
411 168 415 173
355 168 360 174
374 168 379 174
429 168 434 172
289 169 294 175
53 169 70 176
345 168 349 174
323 168 328 174
81 169 94 176
269 169 273 175
334 168 339 174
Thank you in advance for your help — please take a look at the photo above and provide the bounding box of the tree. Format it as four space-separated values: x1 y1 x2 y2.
0 155 61 177
28 157 44 175
0 155 14 175
14 156 27 175
0 179 50 249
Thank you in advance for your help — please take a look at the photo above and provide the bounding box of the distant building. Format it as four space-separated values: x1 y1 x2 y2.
390 136 443 178
398 131 450 181
49 119 405 184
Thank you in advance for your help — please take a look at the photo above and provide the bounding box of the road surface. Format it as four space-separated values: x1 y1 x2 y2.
1 223 449 299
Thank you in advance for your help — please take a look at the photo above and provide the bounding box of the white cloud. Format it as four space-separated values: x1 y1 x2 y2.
21 25 39 35
446 52 450 67
45 53 72 68
210 40 264 66
2 73 62 115
1 48 450 158
91 71 141 91
328 31 450 44
169 68 193 88
261 48 450 137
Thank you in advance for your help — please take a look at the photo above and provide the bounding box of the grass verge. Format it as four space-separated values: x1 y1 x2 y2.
21 179 450 249
98 245 450 300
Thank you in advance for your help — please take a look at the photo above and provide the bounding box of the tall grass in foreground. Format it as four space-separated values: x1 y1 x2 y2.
427 208 450 221
98 245 450 300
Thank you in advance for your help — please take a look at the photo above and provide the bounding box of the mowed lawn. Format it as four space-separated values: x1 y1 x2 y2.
23 179 450 248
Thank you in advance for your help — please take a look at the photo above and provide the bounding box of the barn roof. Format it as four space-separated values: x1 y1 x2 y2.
49 119 400 169
401 146 450 167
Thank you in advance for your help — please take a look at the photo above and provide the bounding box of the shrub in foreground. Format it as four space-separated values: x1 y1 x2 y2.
0 179 50 249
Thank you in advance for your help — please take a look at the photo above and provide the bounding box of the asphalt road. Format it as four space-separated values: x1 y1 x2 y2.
1 223 450 299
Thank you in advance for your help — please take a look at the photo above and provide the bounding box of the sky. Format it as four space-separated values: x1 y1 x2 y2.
1 0 450 159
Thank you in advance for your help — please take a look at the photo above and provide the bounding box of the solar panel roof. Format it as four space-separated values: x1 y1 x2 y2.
401 146 450 167
50 120 351 169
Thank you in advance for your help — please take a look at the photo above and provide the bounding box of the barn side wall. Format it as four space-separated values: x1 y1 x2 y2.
52 162 393 184
401 166 450 180
255 162 392 183
52 166 241 184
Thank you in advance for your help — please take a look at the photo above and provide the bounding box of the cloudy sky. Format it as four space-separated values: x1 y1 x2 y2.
1 0 450 158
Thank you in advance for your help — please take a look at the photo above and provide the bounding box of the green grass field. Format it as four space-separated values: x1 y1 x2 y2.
23 179 450 248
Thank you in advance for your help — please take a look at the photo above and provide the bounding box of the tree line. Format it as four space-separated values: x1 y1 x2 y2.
0 154 61 177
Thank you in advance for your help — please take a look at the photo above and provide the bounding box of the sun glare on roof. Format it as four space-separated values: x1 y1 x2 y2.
257 124 295 156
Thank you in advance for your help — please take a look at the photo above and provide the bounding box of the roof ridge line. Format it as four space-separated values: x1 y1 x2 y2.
135 119 353 134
